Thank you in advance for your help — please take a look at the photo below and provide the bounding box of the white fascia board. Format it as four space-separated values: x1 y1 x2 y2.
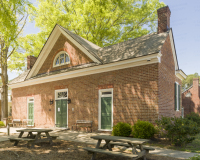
9 53 161 89
169 30 178 71
176 70 187 81
27 26 61 79
58 26 101 64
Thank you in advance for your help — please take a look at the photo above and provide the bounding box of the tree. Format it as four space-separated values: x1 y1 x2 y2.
18 0 165 62
182 73 200 91
0 0 32 120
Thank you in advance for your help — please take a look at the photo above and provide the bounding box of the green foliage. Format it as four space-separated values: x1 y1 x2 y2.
17 0 165 70
112 122 132 137
0 121 5 127
132 120 156 139
156 116 200 147
186 112 200 127
188 155 200 160
182 73 200 90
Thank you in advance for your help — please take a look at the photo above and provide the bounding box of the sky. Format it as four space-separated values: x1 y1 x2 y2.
8 0 200 80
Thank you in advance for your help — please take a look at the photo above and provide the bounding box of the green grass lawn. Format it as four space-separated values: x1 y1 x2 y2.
147 133 200 153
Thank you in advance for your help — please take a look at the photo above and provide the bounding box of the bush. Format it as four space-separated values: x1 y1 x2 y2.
112 122 132 137
186 112 200 127
0 121 5 127
132 120 156 139
188 155 200 160
156 116 200 147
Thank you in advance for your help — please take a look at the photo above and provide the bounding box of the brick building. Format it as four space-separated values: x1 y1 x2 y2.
182 78 200 116
9 6 186 131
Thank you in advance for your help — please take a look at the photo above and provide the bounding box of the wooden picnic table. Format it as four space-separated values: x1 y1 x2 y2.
84 135 154 160
9 129 58 148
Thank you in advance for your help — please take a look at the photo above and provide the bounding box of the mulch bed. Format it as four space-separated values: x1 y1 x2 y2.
0 140 182 160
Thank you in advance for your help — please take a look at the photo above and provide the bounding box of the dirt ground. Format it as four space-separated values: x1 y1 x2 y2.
0 140 184 160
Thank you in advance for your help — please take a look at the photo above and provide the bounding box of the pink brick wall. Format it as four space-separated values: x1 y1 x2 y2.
38 34 93 75
182 78 200 115
158 35 182 118
12 63 159 130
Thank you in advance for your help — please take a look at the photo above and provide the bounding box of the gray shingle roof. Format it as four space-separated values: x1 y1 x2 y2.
97 31 169 63
10 27 170 85
59 25 103 63
29 63 99 80
9 70 30 84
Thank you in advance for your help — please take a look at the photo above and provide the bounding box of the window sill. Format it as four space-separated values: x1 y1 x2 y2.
98 129 112 132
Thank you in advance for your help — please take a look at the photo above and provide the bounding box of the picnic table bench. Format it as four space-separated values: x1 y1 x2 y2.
84 135 154 160
9 129 58 148
72 120 93 132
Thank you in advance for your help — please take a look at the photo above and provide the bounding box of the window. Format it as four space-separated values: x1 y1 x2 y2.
98 88 113 131
175 82 181 111
55 89 68 100
53 51 70 67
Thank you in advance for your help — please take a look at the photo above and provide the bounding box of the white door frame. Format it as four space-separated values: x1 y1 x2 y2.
98 88 113 131
27 97 34 126
54 88 68 128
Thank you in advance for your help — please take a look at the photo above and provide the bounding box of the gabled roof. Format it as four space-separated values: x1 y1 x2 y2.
9 70 30 84
9 26 181 86
97 31 169 63
59 25 102 62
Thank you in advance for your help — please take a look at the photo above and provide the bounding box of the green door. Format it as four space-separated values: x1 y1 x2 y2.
28 102 34 125
101 97 112 130
56 100 67 127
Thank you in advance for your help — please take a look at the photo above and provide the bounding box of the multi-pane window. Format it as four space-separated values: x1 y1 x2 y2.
54 52 70 67
175 82 181 111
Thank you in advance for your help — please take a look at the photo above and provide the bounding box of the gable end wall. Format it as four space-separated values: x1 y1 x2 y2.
158 35 182 118
37 34 93 75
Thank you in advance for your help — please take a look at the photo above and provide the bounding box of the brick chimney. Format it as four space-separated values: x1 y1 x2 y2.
193 78 199 99
27 55 37 70
157 6 171 34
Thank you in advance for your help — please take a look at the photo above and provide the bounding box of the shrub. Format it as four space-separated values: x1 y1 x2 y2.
188 155 200 160
132 120 156 139
112 122 132 137
185 112 200 127
156 116 200 147
0 121 5 127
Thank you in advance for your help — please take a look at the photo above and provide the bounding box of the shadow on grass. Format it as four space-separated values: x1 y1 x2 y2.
147 133 200 153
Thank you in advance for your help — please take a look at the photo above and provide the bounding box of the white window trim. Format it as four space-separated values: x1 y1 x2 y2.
54 88 68 128
175 82 180 111
98 88 113 131
53 51 70 68
27 97 34 126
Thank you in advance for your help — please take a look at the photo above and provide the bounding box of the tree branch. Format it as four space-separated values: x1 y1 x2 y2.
7 47 15 59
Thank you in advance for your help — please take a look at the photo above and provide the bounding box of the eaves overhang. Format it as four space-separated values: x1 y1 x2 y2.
176 69 187 81
9 53 162 89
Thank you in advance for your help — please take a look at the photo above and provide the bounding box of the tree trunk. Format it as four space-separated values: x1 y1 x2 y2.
1 51 8 121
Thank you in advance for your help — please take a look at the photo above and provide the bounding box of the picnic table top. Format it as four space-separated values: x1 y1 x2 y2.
90 135 149 144
16 129 53 133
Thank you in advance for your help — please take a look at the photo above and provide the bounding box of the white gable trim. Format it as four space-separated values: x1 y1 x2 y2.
27 26 61 79
9 53 161 89
27 25 101 79
58 26 101 64
176 70 187 81
169 29 179 71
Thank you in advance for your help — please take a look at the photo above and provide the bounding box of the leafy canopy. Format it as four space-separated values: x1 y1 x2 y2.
0 0 33 71
18 0 165 70
182 73 200 90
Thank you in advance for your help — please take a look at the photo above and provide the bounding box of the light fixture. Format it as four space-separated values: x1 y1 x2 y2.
67 98 71 104
50 99 54 105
